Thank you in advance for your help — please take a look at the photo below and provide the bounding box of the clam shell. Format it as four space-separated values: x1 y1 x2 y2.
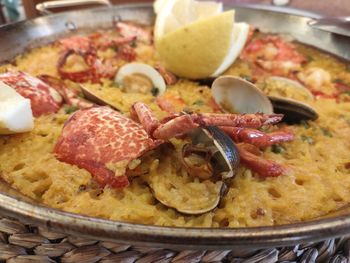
115 63 166 96
212 76 273 114
148 127 239 215
263 76 319 122
264 76 314 101
212 75 319 122
148 158 224 215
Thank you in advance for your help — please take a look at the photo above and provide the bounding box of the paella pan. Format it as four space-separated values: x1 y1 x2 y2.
0 2 349 249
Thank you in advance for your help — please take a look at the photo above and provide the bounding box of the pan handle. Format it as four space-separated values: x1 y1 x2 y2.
36 0 112 15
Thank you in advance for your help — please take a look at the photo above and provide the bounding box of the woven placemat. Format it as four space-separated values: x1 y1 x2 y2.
0 217 349 262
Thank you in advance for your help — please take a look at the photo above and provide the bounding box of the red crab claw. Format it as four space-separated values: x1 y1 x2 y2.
38 75 94 109
54 106 162 189
131 102 160 135
0 71 63 117
151 112 283 140
220 127 294 148
236 143 287 177
131 102 283 140
196 113 283 128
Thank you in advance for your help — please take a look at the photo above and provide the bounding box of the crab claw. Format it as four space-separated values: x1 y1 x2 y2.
236 143 287 177
220 127 294 148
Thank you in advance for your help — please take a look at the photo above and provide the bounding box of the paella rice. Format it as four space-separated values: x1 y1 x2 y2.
0 25 350 228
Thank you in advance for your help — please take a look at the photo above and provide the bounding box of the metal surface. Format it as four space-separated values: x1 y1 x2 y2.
0 3 350 250
36 0 112 15
309 16 350 37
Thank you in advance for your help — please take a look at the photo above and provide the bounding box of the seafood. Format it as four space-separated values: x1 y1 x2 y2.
0 71 63 117
0 71 96 118
54 101 288 191
212 76 318 122
150 126 240 214
241 35 306 78
116 21 153 45
182 126 240 180
115 63 166 96
260 76 318 122
154 63 178 85
211 76 273 114
55 23 152 83
38 75 94 109
1 19 350 227
57 48 116 83
53 102 291 213
297 67 338 98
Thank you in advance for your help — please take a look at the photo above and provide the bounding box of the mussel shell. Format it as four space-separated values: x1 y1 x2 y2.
269 96 319 123
191 126 240 179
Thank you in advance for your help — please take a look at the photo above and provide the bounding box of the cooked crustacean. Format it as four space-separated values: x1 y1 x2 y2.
56 22 153 83
53 103 285 184
53 102 293 213
0 71 63 117
240 35 306 79
0 71 95 117
212 75 318 122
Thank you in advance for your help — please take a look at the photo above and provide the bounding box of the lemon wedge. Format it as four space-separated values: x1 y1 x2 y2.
154 0 223 40
0 81 34 135
154 0 249 79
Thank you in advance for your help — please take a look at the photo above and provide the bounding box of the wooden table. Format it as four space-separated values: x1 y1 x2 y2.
22 0 350 19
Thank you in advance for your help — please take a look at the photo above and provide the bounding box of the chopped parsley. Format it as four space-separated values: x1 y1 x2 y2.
271 145 285 154
193 100 204 106
64 105 79 114
320 127 333 137
300 120 310 129
301 135 314 145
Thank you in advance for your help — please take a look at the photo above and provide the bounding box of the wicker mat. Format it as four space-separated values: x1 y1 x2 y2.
0 217 349 262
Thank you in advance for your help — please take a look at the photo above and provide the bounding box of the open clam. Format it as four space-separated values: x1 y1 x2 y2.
260 76 318 122
115 62 166 96
212 76 273 114
148 126 240 215
212 76 318 122
81 63 168 108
